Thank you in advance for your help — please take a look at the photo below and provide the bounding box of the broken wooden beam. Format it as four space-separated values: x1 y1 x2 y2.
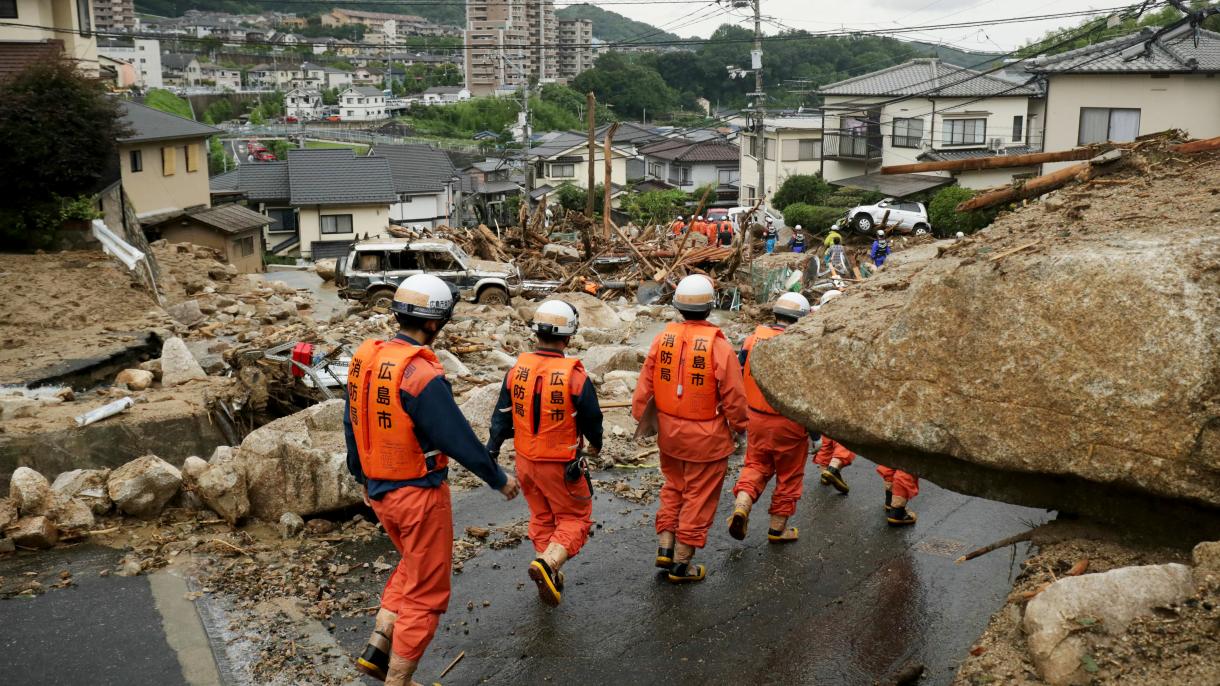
881 147 1098 174
955 150 1125 212
1168 135 1220 154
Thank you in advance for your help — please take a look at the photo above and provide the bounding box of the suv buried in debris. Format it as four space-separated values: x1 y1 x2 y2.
845 198 931 234
336 238 522 308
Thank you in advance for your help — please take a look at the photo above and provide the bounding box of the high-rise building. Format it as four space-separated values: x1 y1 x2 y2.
465 0 561 96
557 19 593 82
93 0 136 32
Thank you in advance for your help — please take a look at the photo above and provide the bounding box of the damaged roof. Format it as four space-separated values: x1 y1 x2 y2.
187 204 272 234
370 144 456 194
1026 27 1220 74
817 58 1038 97
920 145 1039 162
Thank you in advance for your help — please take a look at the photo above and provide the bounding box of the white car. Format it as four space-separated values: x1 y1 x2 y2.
847 198 930 234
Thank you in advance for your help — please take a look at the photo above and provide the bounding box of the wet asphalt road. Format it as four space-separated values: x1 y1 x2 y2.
0 454 1047 686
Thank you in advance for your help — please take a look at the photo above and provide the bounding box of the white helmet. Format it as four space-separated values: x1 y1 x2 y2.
696 215 704 221
819 289 842 307
676 215 684 221
876 229 885 238
532 299 579 337
673 274 715 313
794 224 803 231
956 231 965 240
766 217 775 224
392 274 456 320
773 292 810 320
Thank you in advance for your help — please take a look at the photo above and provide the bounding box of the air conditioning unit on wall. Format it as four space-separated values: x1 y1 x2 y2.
989 137 1004 153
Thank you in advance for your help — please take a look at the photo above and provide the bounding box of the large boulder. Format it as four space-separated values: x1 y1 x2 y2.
459 383 502 443
107 455 183 518
166 299 206 326
52 469 112 516
314 258 337 281
5 515 58 548
1024 563 1194 685
750 214 1220 516
234 400 361 520
581 345 643 377
516 293 623 331
115 369 154 391
0 497 17 531
9 467 52 515
160 337 207 386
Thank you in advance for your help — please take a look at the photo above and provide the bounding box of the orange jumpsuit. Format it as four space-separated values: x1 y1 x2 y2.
813 435 855 468
633 321 748 548
671 220 686 236
732 325 809 517
876 466 919 500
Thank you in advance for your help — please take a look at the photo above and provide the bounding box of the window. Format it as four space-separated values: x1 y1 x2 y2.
238 236 255 257
267 208 297 232
386 250 419 271
1012 115 1024 143
798 139 821 160
398 195 414 204
421 251 457 271
668 164 691 186
647 162 661 178
943 118 986 145
129 149 143 172
161 146 175 175
892 118 924 148
77 0 91 35
320 214 353 234
717 168 740 186
763 138 775 160
185 143 200 172
1078 107 1141 145
548 163 575 178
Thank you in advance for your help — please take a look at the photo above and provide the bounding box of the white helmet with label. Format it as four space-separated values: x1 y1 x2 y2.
773 292 810 320
818 289 843 307
673 274 715 313
532 299 579 337
392 274 456 320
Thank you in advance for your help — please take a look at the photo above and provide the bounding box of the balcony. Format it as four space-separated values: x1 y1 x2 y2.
823 132 881 161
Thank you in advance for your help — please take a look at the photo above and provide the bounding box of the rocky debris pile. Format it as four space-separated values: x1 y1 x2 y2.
956 528 1220 685
751 149 1220 518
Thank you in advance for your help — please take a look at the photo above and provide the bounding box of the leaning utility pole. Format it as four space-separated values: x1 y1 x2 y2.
586 92 597 218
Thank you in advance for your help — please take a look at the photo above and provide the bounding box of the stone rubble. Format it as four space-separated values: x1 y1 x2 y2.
106 455 183 518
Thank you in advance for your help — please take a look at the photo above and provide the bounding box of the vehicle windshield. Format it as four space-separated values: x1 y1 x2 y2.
451 245 470 263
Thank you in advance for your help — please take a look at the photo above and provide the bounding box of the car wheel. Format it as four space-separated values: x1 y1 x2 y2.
477 286 509 305
914 223 929 235
854 214 874 232
367 288 395 311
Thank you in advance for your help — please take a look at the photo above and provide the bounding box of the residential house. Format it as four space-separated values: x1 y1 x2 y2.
812 58 1044 193
352 66 384 85
153 203 271 273
115 99 219 221
99 54 137 88
199 63 241 90
339 86 388 121
638 138 741 201
738 115 825 206
1026 27 1220 172
247 64 295 89
371 144 460 227
284 88 322 119
0 0 98 78
420 86 471 104
98 38 163 88
298 61 353 90
524 131 633 192
161 52 201 87
209 149 396 259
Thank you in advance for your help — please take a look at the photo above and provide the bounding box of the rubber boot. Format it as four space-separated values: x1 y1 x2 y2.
656 531 675 569
885 505 917 526
666 561 707 583
727 492 751 541
528 558 564 607
884 488 893 509
766 515 798 543
356 609 397 681
821 465 850 494
384 653 419 686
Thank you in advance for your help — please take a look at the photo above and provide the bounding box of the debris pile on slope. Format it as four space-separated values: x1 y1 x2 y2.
750 144 1220 518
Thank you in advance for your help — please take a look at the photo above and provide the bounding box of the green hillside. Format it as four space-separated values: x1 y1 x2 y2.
555 4 684 44
133 0 465 28
903 41 1005 69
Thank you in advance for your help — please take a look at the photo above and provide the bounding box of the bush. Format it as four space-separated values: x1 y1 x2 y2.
624 189 687 226
772 174 831 210
927 186 998 237
782 203 843 231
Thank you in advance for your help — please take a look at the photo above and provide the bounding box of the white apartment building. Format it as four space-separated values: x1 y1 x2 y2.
98 38 162 88
284 88 323 119
339 86 388 121
739 116 825 207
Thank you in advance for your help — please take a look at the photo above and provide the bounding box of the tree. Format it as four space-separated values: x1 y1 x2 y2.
208 136 231 174
0 59 128 248
927 186 998 236
772 174 832 210
623 189 687 226
782 203 842 232
571 52 679 120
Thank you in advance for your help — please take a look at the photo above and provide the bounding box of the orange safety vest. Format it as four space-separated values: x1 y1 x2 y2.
653 321 724 421
671 220 686 235
508 353 582 461
742 324 784 414
347 339 447 480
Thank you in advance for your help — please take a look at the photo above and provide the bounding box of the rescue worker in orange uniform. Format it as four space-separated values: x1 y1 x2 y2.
877 466 918 525
633 274 749 583
670 215 687 236
487 300 604 606
347 274 520 686
728 292 812 543
691 215 707 240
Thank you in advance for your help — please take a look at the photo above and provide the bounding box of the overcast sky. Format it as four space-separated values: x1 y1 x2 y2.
577 0 1140 52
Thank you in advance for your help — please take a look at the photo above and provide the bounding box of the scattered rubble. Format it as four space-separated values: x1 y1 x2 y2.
107 455 183 518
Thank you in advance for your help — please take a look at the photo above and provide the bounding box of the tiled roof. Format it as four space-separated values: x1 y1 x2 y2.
161 53 197 70
370 144 456 194
423 86 464 94
187 203 272 234
208 169 242 192
287 149 396 205
0 40 63 82
639 138 739 163
237 162 289 202
817 58 1038 97
347 86 385 97
1026 28 1220 74
117 100 220 144
595 121 665 145
920 145 1038 162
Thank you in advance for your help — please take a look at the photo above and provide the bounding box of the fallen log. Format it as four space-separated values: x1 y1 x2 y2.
882 147 1097 174
956 150 1125 212
1168 135 1220 154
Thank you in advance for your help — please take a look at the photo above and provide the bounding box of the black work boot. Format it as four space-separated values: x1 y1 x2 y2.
821 465 850 494
885 506 917 526
355 630 391 681
884 489 893 509
666 561 707 584
655 547 675 569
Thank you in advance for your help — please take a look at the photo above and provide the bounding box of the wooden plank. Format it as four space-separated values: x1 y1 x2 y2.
986 239 1040 262
1169 135 1220 154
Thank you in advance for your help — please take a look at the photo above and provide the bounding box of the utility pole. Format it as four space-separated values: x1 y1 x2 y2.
750 0 765 212
586 92 597 218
